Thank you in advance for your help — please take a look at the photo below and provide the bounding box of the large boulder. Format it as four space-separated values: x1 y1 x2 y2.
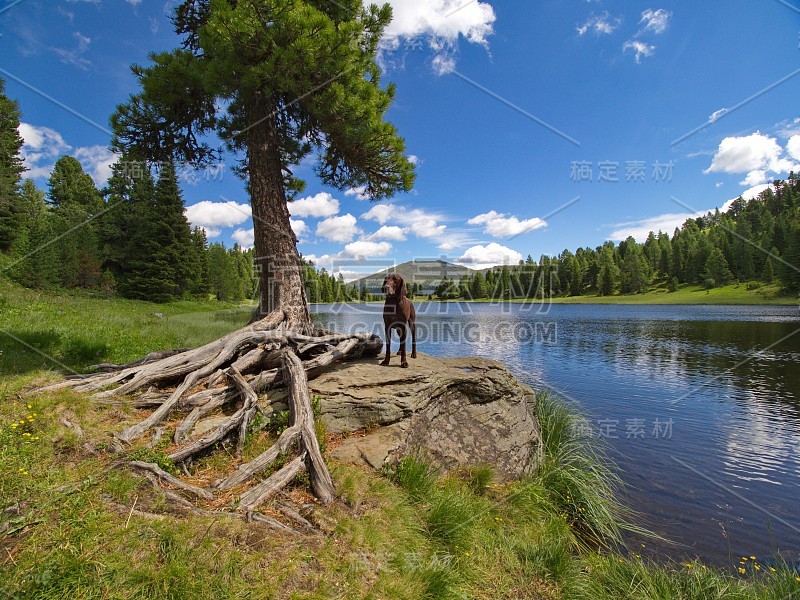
271 353 542 480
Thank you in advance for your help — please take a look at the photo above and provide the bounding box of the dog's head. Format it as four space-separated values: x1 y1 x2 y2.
382 274 406 298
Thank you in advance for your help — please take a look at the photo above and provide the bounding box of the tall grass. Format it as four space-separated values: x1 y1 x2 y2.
526 390 630 551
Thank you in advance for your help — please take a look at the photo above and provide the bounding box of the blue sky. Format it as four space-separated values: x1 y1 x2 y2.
2 0 800 280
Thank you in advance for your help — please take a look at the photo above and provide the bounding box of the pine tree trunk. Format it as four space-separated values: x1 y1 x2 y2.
245 92 312 332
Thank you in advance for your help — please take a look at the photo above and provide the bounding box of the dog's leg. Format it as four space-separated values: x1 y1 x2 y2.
410 319 417 359
399 324 408 368
381 325 391 366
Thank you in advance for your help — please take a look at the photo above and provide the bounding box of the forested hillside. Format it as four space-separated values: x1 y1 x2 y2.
434 180 800 300
2 78 798 305
0 79 255 302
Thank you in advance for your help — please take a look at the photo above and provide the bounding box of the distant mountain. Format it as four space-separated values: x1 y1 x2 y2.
349 260 477 295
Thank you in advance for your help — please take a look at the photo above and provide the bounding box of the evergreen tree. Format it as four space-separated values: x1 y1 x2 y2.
0 78 25 251
47 156 103 288
187 227 211 297
8 180 59 288
117 162 193 301
111 0 415 329
702 247 733 288
470 271 488 299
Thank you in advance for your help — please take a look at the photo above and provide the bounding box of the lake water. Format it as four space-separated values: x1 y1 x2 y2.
311 301 800 566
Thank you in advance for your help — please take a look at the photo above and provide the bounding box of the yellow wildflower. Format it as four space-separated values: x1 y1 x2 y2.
750 556 756 560
754 565 761 571
738 568 746 574
769 567 776 572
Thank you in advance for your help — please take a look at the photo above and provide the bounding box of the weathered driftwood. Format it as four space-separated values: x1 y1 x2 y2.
35 320 382 522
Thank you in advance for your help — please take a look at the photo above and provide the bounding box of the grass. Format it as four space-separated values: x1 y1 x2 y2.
0 276 255 376
1 277 799 598
425 282 798 306
545 282 798 305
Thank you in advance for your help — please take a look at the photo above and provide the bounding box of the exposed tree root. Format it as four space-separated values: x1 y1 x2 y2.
37 316 382 528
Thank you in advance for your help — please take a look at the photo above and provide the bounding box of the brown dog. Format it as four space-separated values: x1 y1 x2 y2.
380 273 417 368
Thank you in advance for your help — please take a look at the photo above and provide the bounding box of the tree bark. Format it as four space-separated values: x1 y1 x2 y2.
246 92 312 332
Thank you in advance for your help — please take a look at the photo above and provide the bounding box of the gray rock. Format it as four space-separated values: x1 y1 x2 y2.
294 353 542 480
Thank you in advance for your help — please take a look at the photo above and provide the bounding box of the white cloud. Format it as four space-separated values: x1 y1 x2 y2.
126 0 142 6
623 40 655 63
467 210 547 238
455 243 522 270
705 132 798 182
340 240 393 259
231 228 254 248
344 186 370 201
288 192 340 218
376 0 496 74
368 225 407 241
408 154 421 166
409 217 446 238
639 9 671 34
577 12 620 36
17 123 71 179
291 218 308 238
362 203 447 238
786 134 800 161
185 200 251 235
72 145 116 187
361 203 395 224
316 214 361 243
739 170 768 187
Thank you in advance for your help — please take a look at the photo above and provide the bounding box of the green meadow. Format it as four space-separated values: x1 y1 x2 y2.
1 279 799 598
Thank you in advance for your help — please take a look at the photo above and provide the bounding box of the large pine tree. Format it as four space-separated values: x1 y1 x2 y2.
110 0 415 330
0 78 25 251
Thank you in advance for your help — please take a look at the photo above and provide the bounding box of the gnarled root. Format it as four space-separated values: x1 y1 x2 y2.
35 315 382 524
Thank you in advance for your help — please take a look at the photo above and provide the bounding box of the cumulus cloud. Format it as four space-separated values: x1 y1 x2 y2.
639 8 671 34
368 225 407 241
467 210 547 238
608 185 773 242
344 186 369 201
623 40 655 63
340 240 393 259
18 123 71 179
375 0 496 74
316 214 361 243
455 243 522 270
73 145 116 186
288 192 340 218
577 12 620 36
185 200 251 237
408 154 421 166
786 135 800 161
291 218 308 238
231 228 254 248
704 132 798 186
362 203 447 238
409 216 446 238
361 203 395 224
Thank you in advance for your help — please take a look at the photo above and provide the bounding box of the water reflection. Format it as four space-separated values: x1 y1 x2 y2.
312 302 800 565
